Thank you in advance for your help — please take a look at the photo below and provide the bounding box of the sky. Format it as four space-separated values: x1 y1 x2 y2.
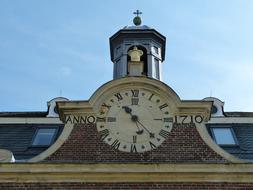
0 0 253 112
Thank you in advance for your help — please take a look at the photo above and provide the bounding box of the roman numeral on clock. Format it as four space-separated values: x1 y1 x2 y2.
131 98 139 105
107 117 116 122
130 144 137 153
148 93 154 101
96 117 106 122
114 93 123 101
99 129 109 141
102 103 111 109
159 129 170 139
159 103 168 110
111 139 120 150
163 117 173 122
133 135 137 143
149 141 157 150
131 89 139 97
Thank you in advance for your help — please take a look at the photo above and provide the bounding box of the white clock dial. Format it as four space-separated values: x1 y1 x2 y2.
96 88 173 153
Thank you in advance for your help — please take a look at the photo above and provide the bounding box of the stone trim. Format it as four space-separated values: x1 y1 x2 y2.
0 149 14 162
0 163 253 183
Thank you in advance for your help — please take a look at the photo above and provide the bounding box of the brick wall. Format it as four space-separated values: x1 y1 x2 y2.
0 182 252 189
46 123 226 163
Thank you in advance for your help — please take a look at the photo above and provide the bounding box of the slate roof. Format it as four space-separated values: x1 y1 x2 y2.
0 124 63 160
123 25 152 30
207 123 253 161
225 112 253 117
0 112 48 117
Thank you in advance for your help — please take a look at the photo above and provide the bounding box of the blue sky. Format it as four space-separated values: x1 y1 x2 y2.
0 0 253 112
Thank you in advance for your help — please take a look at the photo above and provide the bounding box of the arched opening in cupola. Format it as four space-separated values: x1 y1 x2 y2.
127 45 147 76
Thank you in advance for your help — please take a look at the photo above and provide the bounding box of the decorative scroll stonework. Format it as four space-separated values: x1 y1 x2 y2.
0 149 14 163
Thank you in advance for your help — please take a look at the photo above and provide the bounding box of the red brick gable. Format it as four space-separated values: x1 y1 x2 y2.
46 123 226 163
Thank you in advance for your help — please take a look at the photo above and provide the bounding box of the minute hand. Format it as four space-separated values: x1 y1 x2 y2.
136 120 155 138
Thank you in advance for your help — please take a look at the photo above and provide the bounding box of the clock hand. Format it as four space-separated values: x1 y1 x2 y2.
122 106 144 135
122 106 137 121
123 106 140 123
135 122 144 135
136 120 155 138
122 106 132 114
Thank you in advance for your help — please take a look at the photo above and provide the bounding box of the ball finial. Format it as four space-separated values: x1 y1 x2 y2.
133 16 141 26
133 10 142 26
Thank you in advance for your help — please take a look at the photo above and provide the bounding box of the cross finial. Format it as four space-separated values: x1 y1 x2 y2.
133 10 142 17
133 10 142 26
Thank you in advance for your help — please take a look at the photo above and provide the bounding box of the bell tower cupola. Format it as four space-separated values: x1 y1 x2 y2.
109 10 166 81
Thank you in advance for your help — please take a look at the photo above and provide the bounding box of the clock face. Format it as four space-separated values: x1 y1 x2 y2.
96 88 173 153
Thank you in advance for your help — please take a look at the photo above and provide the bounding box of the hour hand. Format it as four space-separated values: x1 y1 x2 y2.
122 106 132 114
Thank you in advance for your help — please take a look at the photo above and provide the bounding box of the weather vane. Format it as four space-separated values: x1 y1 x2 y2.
133 10 142 26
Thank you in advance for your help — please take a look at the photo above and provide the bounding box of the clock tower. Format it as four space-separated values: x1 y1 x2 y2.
110 11 165 80
1 11 252 190
42 11 218 160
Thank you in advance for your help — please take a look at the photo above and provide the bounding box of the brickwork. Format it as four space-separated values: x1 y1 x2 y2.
46 123 226 163
0 182 253 189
